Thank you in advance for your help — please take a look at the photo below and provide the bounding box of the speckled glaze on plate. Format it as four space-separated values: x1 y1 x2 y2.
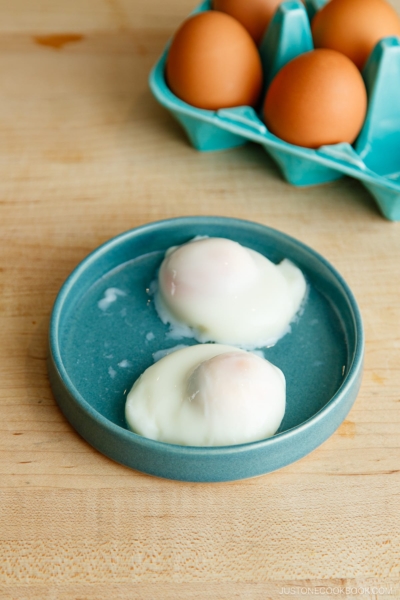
48 217 364 482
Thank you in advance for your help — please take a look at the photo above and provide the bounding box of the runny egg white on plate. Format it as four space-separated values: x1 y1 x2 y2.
125 344 286 447
154 237 307 348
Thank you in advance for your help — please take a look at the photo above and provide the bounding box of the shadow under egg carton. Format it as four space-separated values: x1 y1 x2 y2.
149 0 400 221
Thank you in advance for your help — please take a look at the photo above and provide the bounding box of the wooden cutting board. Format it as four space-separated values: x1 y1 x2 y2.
0 1 399 598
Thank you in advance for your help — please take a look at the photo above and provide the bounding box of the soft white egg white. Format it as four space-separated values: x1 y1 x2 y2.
125 344 286 447
155 237 306 348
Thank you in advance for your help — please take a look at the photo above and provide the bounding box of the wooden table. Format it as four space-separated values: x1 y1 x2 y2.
1 1 399 598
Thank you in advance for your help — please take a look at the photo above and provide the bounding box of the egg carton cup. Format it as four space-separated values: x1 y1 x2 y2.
149 0 400 221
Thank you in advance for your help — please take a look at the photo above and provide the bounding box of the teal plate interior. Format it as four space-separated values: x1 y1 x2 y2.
48 217 364 482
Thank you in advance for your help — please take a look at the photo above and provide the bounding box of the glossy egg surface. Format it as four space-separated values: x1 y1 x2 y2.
125 344 286 447
263 49 368 148
166 11 263 110
213 0 287 43
155 237 307 348
312 0 400 69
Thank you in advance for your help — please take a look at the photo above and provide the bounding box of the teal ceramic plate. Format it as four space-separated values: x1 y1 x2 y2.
48 217 364 482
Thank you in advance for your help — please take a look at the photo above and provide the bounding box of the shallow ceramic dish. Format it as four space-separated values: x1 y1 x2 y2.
149 0 400 220
48 217 364 482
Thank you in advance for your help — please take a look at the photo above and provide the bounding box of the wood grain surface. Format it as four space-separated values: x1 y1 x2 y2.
0 1 400 598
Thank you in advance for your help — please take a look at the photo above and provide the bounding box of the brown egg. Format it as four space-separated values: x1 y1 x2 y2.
166 11 263 110
312 0 400 69
263 49 367 148
213 0 287 44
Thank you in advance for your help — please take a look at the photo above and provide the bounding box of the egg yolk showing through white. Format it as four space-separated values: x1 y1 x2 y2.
125 344 286 446
155 237 306 348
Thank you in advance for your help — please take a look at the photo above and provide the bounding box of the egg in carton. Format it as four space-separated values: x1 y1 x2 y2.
149 0 400 221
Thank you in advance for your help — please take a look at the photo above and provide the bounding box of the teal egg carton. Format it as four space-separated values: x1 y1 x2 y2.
149 0 400 221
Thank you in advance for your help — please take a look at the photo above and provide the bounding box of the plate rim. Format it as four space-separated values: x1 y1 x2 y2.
48 216 364 464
